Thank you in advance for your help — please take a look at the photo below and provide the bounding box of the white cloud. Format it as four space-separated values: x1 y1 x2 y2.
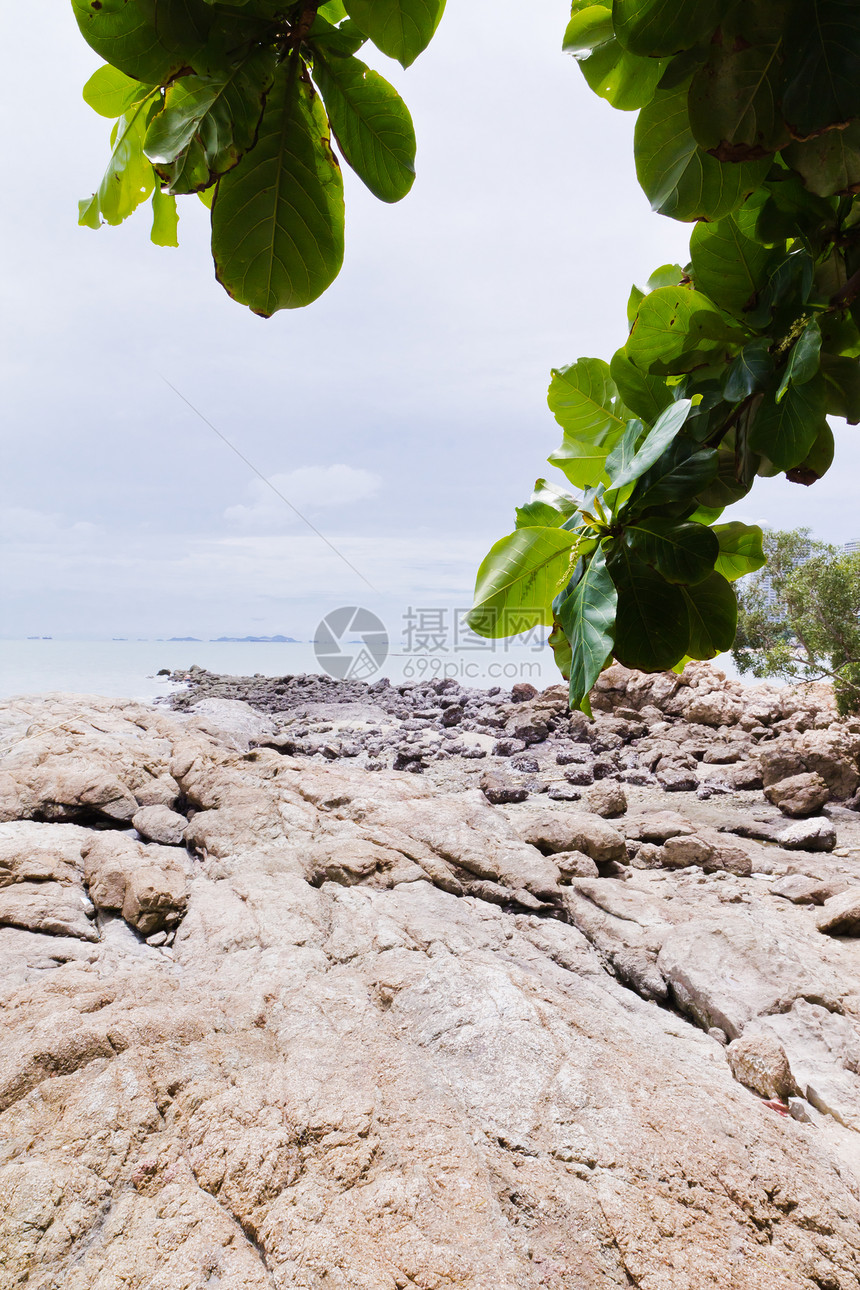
0 508 100 544
224 465 381 531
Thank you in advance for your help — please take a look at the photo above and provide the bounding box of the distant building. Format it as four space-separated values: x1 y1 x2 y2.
844 541 860 555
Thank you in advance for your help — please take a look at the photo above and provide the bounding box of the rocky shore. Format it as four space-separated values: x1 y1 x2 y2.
3 663 860 1286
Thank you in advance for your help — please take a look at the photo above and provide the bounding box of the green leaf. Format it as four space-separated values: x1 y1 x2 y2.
607 398 692 491
211 67 344 316
343 0 445 67
785 420 835 485
821 353 860 423
635 86 769 222
579 39 667 111
688 27 789 160
468 528 579 638
782 0 860 138
318 0 349 19
71 0 210 85
689 214 777 315
682 570 737 659
548 358 629 441
710 521 765 581
83 64 156 118
143 47 275 195
150 186 178 245
79 96 159 227
610 349 673 421
308 13 367 56
606 542 690 671
785 122 860 197
749 373 827 471
312 52 416 202
515 480 579 529
557 545 617 714
548 617 573 682
775 318 822 403
626 285 744 375
722 339 774 401
627 517 718 585
563 4 615 54
613 0 733 58
626 439 719 513
548 437 614 489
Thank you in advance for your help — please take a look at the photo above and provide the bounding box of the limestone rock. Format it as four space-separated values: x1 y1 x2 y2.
511 808 626 864
480 772 528 806
132 804 188 845
726 1032 798 1100
764 772 830 818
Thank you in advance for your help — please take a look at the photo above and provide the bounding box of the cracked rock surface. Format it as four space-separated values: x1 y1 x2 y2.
4 681 860 1287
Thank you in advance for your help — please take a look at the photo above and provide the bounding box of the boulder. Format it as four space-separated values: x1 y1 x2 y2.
764 772 830 818
624 811 693 844
769 875 831 905
132 805 188 846
512 810 626 864
816 889 860 936
778 817 837 853
479 774 528 806
583 781 627 818
656 764 698 792
726 1033 798 1101
81 834 188 936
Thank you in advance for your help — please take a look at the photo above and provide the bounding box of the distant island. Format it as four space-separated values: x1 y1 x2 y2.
168 637 202 642
210 635 298 643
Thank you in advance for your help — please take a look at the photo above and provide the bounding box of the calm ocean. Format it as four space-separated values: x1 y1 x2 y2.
0 639 563 703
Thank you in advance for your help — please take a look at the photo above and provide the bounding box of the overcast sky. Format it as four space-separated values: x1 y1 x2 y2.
3 0 859 642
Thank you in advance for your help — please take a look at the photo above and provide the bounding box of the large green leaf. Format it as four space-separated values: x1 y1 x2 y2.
689 215 777 316
626 517 718 584
722 339 774 401
313 52 416 203
548 438 614 489
688 27 789 160
749 373 827 471
343 0 445 67
547 358 629 441
821 353 860 423
607 398 691 490
710 522 765 581
71 0 210 85
563 2 615 54
557 545 617 715
775 318 822 403
79 96 159 228
785 123 860 198
468 528 579 638
212 68 344 316
626 285 744 375
83 64 156 118
635 86 770 222
785 420 835 485
150 186 179 246
515 480 579 529
613 0 732 57
579 40 666 111
609 349 673 421
782 0 860 138
682 570 737 659
606 543 690 671
144 47 275 194
626 439 719 513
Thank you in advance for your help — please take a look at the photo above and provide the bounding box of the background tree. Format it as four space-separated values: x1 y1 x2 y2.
733 529 860 715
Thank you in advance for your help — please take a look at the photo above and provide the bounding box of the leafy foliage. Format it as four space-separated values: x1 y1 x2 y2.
74 0 436 314
471 0 860 711
733 529 860 716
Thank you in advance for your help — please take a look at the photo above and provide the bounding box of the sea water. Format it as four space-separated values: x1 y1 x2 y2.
0 638 563 703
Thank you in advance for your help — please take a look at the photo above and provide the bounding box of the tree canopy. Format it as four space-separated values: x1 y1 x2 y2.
733 528 860 715
469 0 860 711
75 0 442 315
